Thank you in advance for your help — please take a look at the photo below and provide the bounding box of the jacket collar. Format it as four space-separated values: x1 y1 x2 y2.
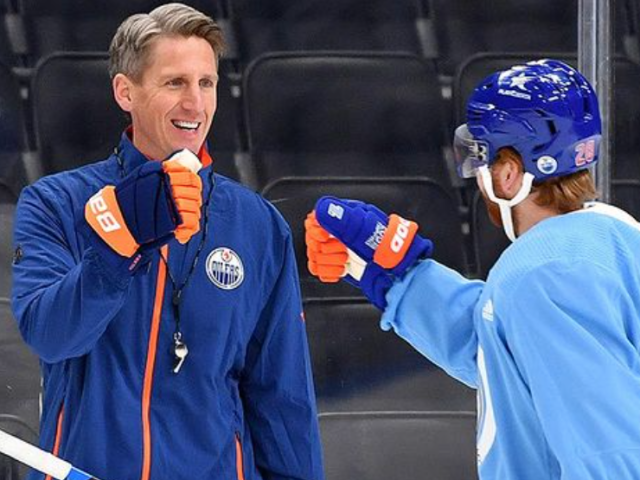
116 127 213 174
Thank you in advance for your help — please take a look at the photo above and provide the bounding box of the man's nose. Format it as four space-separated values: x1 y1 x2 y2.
181 85 205 111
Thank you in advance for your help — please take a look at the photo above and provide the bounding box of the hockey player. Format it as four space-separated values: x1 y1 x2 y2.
12 4 323 480
306 59 640 478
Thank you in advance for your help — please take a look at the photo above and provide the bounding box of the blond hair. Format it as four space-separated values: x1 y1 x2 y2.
109 3 226 81
497 148 597 213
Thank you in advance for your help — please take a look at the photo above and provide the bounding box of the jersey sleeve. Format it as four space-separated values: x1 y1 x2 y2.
239 226 324 480
503 259 640 478
381 259 485 388
11 183 132 363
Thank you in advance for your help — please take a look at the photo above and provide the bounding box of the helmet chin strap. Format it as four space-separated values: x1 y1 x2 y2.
478 165 535 242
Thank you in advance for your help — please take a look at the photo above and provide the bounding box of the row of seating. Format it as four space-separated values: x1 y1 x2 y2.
2 0 637 75
3 51 640 191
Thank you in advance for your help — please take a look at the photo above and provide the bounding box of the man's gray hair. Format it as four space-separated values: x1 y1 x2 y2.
109 3 226 81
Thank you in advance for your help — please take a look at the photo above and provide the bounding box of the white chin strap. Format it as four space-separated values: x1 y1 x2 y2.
478 165 535 242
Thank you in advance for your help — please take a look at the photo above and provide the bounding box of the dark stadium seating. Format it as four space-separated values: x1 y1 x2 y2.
0 203 16 299
245 52 451 190
432 0 582 77
0 414 38 480
0 5 16 67
613 180 640 220
31 52 126 175
18 0 224 62
470 190 509 280
319 411 477 480
262 177 468 297
612 58 640 181
230 0 426 63
31 53 242 180
305 298 476 412
0 297 41 439
0 62 27 201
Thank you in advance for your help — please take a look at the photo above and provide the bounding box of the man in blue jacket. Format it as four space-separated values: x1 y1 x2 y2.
306 60 640 478
12 4 323 480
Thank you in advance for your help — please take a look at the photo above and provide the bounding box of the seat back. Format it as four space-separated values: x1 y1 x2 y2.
432 0 578 76
0 62 27 198
305 298 476 412
0 203 16 298
245 52 450 189
231 0 423 63
19 0 222 61
319 411 477 480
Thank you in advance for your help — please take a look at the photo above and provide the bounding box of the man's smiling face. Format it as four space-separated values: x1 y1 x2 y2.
115 34 218 159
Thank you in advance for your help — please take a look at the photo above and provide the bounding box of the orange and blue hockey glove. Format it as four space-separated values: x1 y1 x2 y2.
85 149 202 275
305 196 433 309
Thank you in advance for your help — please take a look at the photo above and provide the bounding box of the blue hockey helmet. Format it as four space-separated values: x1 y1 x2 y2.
453 59 602 181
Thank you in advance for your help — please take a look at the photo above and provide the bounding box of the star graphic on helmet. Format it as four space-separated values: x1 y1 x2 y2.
509 74 536 91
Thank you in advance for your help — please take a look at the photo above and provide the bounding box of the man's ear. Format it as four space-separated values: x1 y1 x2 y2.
113 73 133 113
493 154 525 199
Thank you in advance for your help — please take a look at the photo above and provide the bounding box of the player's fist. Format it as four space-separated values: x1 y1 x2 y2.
314 196 433 277
162 149 203 244
304 211 349 282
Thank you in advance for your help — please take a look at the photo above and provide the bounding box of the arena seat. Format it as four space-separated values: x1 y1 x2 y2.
0 62 27 200
245 52 451 190
0 6 17 67
431 0 579 77
0 204 16 299
0 298 41 440
613 180 640 220
262 176 468 297
31 53 242 180
470 189 509 280
230 0 425 64
305 298 476 413
0 414 39 480
18 0 224 62
319 411 477 480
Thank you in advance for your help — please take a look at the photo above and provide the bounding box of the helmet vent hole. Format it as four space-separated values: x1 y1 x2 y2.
546 120 557 136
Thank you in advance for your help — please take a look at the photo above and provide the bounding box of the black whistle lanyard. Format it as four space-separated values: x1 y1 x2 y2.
160 166 215 374
116 147 216 374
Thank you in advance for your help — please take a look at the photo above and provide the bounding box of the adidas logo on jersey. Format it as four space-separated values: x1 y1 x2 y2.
482 299 494 322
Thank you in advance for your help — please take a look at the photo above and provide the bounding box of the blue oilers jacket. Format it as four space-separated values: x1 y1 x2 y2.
11 133 324 480
381 203 640 479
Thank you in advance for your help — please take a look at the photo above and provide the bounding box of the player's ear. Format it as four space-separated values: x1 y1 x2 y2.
113 73 134 113
493 150 525 199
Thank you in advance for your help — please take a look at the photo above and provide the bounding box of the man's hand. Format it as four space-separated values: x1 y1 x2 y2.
85 149 203 274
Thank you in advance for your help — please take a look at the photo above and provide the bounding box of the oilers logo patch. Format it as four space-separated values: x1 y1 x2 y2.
206 248 244 290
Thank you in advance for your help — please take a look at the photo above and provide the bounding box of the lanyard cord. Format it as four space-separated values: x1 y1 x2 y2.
115 146 216 371
160 166 215 342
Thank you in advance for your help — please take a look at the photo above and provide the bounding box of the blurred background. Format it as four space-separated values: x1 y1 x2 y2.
0 1 638 479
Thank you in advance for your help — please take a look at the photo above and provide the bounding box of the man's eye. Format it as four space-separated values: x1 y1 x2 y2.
167 79 184 87
200 79 215 88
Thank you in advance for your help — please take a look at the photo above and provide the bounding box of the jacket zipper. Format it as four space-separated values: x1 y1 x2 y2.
140 245 169 480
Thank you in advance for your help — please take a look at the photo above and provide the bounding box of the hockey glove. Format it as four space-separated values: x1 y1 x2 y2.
305 197 433 309
85 149 202 275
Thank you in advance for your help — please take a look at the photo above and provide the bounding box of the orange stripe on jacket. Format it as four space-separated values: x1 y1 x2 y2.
373 214 419 269
235 435 246 480
140 245 168 480
45 407 65 480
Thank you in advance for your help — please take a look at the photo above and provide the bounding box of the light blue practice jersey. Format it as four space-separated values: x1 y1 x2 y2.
381 203 640 479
